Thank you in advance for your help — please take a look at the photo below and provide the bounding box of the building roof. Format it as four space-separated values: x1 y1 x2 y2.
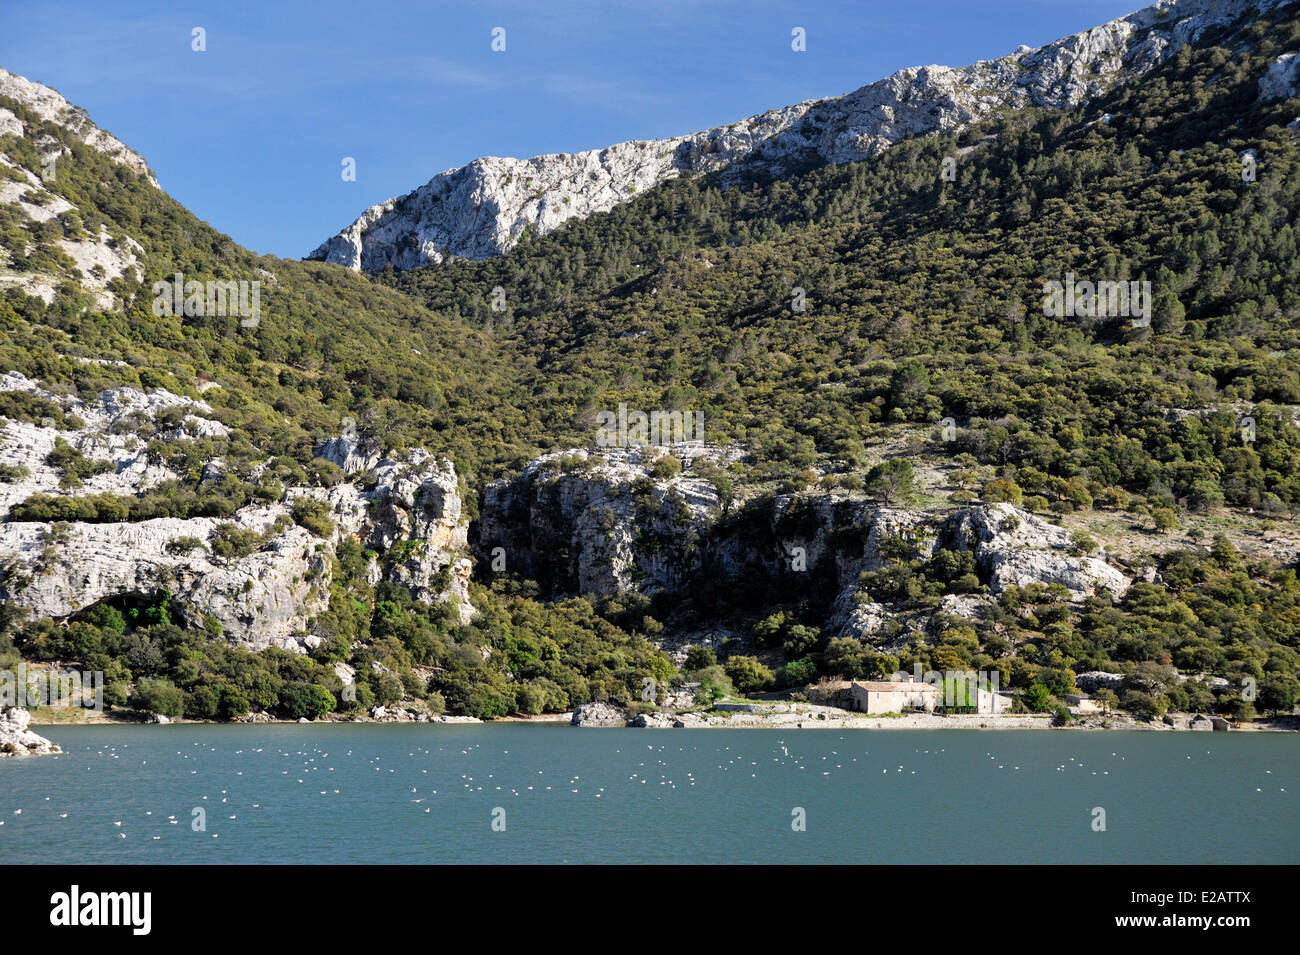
851 681 939 693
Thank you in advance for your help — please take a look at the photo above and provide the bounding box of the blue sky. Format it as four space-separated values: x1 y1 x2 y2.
1 0 1142 259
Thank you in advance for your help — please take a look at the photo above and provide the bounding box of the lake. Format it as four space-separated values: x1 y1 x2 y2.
2 724 1295 864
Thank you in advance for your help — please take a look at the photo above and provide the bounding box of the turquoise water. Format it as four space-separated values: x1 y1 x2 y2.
1 724 1295 864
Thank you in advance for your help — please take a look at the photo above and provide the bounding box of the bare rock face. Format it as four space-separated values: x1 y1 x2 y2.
480 446 725 597
311 433 383 475
354 449 466 554
309 0 1272 273
0 707 61 756
0 370 229 516
982 549 1131 600
830 593 891 642
628 711 681 728
482 449 1133 657
484 450 1131 606
0 508 332 651
936 593 996 620
945 503 1132 601
1076 671 1126 692
829 503 1132 642
0 68 157 309
0 373 331 650
1260 52 1300 100
314 446 475 624
0 161 145 307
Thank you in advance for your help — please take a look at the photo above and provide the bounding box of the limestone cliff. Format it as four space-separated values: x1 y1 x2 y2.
478 445 1133 652
0 376 473 650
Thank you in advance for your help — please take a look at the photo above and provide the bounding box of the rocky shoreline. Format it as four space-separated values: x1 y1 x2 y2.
569 699 1072 730
569 701 1298 732
20 702 1295 734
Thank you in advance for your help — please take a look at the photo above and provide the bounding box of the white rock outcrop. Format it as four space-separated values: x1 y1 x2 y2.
570 701 627 726
313 445 476 623
0 706 60 756
628 711 682 728
309 0 1275 272
0 508 331 650
0 161 146 309
831 594 891 642
481 448 1133 660
484 448 1131 610
1076 671 1126 692
480 445 726 597
946 503 1132 601
0 68 157 309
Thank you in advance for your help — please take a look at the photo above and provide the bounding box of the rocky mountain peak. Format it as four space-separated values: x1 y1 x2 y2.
0 66 158 187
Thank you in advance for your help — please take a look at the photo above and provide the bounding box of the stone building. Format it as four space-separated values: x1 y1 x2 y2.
809 679 939 714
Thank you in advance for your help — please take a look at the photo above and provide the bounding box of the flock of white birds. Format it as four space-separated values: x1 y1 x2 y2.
0 731 1289 858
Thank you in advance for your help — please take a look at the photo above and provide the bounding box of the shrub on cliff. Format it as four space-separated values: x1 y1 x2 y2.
209 523 264 560
684 645 716 670
863 460 914 505
291 498 335 538
648 454 681 479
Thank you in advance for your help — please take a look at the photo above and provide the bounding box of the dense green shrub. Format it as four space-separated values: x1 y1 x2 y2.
131 677 184 718
278 681 337 720
209 524 264 560
291 498 335 538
